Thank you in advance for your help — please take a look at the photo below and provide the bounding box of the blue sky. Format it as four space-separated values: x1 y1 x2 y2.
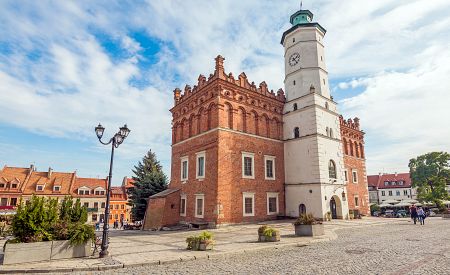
1 0 450 184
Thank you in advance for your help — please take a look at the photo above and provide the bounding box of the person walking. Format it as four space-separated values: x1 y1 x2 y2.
410 204 418 224
418 207 426 225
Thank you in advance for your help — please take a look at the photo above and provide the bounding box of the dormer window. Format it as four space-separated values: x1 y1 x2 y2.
0 183 5 188
36 185 44 191
78 189 90 195
53 186 61 192
11 183 17 188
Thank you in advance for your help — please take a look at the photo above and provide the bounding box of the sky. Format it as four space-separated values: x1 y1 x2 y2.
1 0 450 185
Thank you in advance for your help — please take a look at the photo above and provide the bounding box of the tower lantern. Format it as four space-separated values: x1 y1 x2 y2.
290 9 313 25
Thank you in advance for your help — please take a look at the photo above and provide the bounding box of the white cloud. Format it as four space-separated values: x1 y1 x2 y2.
0 0 450 177
340 43 450 174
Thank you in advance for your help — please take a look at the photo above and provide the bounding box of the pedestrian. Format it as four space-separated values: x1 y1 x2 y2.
120 219 123 229
95 221 100 231
418 207 426 225
410 204 418 224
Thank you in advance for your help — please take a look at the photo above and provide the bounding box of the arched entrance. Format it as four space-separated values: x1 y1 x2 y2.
299 204 306 215
330 196 343 219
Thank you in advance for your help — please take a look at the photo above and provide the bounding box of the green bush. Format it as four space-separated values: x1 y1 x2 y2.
186 231 214 250
263 227 279 237
293 213 321 226
10 196 94 246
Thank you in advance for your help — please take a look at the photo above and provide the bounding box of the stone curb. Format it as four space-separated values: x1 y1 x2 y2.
0 221 393 274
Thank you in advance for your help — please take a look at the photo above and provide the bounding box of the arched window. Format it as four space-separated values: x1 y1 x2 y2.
329 128 333 138
343 139 348 155
325 102 329 110
293 103 298 111
328 160 337 179
326 127 329 137
354 141 359 158
360 143 365 158
294 127 300 138
349 142 354 156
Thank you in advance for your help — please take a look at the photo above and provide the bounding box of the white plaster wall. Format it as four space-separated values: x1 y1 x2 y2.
378 188 416 202
285 184 324 218
284 137 320 184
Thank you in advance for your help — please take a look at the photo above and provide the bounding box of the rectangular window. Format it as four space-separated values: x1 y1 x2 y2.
83 202 89 208
264 156 275 180
381 191 385 196
92 214 98 222
180 195 186 216
94 202 98 209
196 152 206 179
355 197 359 207
267 193 279 215
404 190 408 195
0 198 7 206
10 198 17 206
344 170 348 182
243 193 255 217
36 185 44 191
95 191 100 195
101 202 106 208
121 204 124 209
352 170 358 183
11 183 17 188
388 190 393 196
242 152 255 179
100 214 105 221
181 156 189 181
396 190 400 196
53 186 61 192
115 204 119 210
114 214 118 220
195 194 204 218
0 183 4 188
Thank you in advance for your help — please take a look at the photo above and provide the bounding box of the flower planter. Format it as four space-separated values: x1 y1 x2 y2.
3 240 91 265
258 233 280 242
198 240 213 251
442 213 450 219
294 224 324 237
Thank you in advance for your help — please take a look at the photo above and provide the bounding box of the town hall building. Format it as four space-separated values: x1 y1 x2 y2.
143 7 369 229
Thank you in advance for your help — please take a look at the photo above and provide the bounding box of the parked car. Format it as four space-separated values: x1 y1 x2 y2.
372 211 380 217
395 210 407 218
384 210 395 218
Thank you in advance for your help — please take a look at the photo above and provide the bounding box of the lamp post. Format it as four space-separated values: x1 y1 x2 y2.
95 123 130 258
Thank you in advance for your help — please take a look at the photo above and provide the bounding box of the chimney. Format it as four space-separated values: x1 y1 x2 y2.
48 167 53 178
29 164 35 175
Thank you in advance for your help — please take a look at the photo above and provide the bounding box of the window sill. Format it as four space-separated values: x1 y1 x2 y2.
242 176 255 180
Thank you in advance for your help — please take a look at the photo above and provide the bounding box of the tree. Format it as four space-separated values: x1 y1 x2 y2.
128 150 168 221
409 152 450 204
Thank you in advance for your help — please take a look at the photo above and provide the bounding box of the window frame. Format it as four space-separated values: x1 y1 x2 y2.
241 152 255 179
388 190 393 196
264 155 276 180
381 191 385 196
180 156 189 182
344 170 348 182
243 192 255 217
266 192 279 215
352 170 358 183
195 194 205 218
180 195 187 217
53 186 61 192
354 196 359 207
328 160 337 179
196 151 206 179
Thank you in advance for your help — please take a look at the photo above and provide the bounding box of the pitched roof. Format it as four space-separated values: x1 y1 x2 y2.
367 173 411 189
123 177 135 189
110 186 127 201
149 188 180 199
23 170 75 195
72 177 107 197
0 166 32 191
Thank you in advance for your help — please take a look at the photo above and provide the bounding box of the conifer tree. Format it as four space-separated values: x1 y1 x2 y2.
128 150 168 221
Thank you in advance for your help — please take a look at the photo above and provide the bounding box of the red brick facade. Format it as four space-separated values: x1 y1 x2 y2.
145 56 286 227
340 116 370 216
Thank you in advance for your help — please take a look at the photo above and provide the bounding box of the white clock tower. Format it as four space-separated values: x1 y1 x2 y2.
282 8 349 219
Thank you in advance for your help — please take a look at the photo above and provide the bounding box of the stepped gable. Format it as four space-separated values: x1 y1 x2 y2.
172 55 285 109
170 55 286 144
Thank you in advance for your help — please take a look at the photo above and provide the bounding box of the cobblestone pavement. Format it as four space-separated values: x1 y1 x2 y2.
80 217 450 275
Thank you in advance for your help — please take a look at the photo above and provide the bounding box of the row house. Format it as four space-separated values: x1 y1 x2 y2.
0 165 131 225
367 172 416 204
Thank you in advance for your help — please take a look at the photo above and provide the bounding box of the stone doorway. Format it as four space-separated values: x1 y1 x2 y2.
330 197 337 219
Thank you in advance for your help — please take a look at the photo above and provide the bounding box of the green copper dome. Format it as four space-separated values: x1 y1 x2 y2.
290 10 313 25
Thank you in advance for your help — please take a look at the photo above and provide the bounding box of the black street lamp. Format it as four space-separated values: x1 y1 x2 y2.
94 123 130 258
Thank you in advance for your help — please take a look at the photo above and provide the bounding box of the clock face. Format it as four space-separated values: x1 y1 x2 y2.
289 52 300 66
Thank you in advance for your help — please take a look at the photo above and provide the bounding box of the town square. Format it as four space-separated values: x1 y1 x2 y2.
0 1 449 274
